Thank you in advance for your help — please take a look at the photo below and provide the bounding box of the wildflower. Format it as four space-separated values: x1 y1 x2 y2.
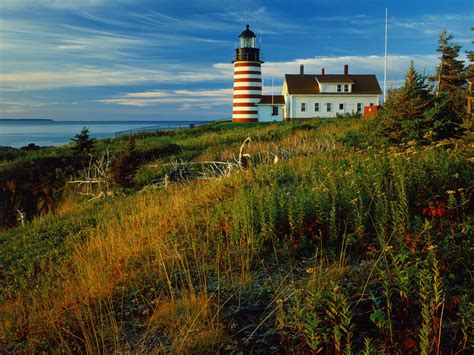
427 245 436 252
276 299 283 307
383 245 393 252
447 190 456 195
458 188 464 192
350 198 358 205
306 267 315 275
423 201 448 218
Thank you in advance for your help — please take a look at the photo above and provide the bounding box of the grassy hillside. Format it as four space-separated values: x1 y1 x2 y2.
1 118 473 353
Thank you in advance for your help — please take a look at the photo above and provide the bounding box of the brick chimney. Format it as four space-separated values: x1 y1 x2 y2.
300 64 304 75
321 68 325 75
344 64 349 75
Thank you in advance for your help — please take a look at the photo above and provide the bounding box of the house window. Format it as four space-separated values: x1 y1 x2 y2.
339 103 344 110
314 103 319 112
326 103 332 112
301 103 306 112
357 103 362 113
272 106 278 116
370 103 374 106
344 84 349 92
337 85 342 92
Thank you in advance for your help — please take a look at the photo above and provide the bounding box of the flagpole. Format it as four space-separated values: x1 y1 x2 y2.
383 8 388 103
272 78 274 106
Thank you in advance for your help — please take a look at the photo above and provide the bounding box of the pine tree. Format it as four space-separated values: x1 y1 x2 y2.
111 136 138 188
378 63 433 144
466 29 474 117
466 28 474 80
378 62 464 144
71 127 95 156
424 93 465 141
430 30 466 114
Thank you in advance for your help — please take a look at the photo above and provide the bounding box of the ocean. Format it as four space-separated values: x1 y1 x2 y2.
0 119 209 148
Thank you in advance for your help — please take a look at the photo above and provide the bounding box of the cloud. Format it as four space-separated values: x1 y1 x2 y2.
390 14 473 38
219 54 440 84
0 98 59 114
97 52 440 110
0 64 233 91
0 0 123 10
99 88 233 107
1 54 440 93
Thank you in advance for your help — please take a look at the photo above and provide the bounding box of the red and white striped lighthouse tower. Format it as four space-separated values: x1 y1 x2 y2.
232 24 263 123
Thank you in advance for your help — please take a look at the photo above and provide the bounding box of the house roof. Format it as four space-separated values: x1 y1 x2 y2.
315 75 354 84
258 95 285 105
285 74 382 95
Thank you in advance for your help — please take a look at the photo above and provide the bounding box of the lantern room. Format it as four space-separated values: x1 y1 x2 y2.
233 24 262 63
240 24 256 48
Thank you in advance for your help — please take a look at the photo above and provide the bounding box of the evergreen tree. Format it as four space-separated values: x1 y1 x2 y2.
424 93 465 141
466 28 474 117
466 28 474 80
71 127 95 156
378 63 433 144
430 30 466 114
378 63 464 144
111 136 138 188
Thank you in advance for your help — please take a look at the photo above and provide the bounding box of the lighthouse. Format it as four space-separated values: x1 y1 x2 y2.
232 24 263 123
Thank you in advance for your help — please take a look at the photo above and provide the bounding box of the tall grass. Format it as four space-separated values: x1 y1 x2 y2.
1 118 472 352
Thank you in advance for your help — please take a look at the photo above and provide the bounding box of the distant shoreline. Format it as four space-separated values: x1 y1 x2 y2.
0 119 211 123
0 118 54 122
0 119 214 148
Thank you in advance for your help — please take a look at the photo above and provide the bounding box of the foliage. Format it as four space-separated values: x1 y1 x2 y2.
71 127 95 156
1 25 473 352
0 117 472 353
378 63 465 144
429 30 466 115
110 136 139 188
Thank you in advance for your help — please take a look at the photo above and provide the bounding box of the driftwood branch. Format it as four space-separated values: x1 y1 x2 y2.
140 135 336 192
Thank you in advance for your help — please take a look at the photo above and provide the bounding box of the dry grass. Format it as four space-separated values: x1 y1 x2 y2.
1 118 472 353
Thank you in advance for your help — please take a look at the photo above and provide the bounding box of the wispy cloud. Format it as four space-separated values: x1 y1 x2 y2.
390 14 473 38
0 0 126 10
1 1 472 120
0 64 232 91
98 88 233 107
0 54 440 92
97 53 440 111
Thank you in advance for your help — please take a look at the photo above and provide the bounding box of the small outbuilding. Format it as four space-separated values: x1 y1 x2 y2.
256 95 285 122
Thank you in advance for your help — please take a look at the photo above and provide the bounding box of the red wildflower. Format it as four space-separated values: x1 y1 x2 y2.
423 201 448 218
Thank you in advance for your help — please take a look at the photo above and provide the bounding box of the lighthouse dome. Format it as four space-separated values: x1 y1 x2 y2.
239 24 256 38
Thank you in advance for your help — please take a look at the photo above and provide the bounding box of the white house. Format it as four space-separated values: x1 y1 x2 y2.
282 64 382 119
256 95 285 122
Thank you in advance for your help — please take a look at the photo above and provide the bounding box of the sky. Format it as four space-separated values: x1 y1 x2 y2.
0 0 472 121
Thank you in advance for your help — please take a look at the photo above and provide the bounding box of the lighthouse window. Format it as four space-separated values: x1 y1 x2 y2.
301 103 306 112
326 103 332 112
337 85 342 92
314 103 319 112
240 37 255 48
272 106 278 116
